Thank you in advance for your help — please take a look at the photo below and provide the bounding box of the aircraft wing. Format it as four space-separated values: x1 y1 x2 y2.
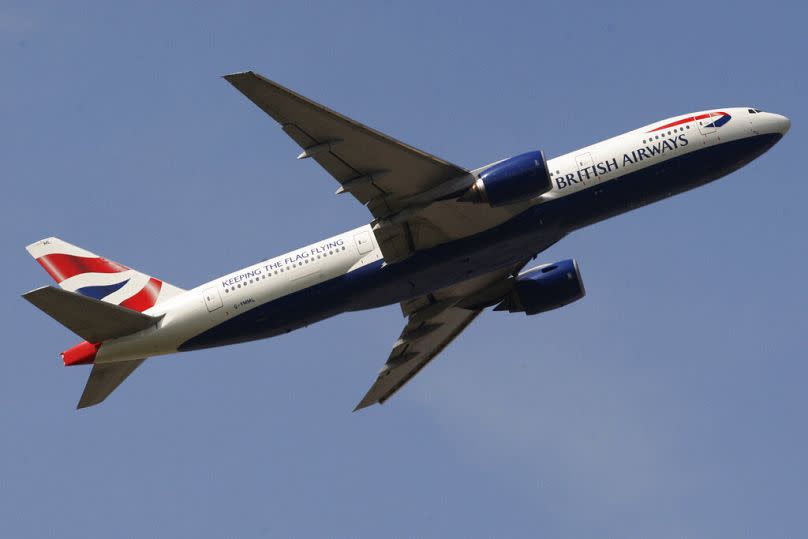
224 72 530 263
354 263 526 411
224 71 466 214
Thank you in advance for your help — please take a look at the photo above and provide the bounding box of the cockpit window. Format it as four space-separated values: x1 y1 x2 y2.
749 108 763 114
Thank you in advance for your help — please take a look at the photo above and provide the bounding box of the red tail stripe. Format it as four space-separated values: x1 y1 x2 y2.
36 254 129 283
120 277 162 312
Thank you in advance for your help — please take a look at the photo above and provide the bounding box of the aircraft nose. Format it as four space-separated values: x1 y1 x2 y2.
753 111 791 136
774 114 791 135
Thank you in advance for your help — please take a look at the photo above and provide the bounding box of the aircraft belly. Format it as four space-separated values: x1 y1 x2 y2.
177 134 781 353
177 231 545 351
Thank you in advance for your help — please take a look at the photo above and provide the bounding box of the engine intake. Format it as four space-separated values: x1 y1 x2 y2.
461 150 552 207
496 259 585 315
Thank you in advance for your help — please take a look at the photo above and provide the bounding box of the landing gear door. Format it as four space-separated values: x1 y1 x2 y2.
203 287 222 312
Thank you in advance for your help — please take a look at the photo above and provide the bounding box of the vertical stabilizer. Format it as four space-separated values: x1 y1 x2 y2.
26 237 184 312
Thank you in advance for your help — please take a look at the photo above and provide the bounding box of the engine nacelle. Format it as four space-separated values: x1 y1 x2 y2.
462 150 552 207
496 259 585 315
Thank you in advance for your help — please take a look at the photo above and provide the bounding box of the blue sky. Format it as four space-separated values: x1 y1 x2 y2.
2 1 806 537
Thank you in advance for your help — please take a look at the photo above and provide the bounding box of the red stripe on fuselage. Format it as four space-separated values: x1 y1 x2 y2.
36 254 129 283
119 277 162 312
648 112 729 133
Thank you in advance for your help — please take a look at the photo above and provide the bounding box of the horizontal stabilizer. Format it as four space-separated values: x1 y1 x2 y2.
78 359 145 409
22 286 158 342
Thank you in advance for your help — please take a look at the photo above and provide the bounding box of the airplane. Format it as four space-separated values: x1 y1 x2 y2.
22 71 790 410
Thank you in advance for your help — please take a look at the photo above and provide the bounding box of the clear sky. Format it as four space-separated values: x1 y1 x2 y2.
2 1 806 537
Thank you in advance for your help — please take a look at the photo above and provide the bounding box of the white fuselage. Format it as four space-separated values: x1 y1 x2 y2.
94 107 789 364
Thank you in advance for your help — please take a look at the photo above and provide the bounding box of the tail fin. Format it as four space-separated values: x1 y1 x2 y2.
26 237 184 313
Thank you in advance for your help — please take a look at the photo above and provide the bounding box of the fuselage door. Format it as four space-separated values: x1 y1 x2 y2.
697 113 717 135
354 231 374 255
696 112 720 145
203 287 223 312
575 152 594 171
575 152 595 184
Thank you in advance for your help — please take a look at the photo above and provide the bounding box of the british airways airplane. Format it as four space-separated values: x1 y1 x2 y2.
23 72 790 409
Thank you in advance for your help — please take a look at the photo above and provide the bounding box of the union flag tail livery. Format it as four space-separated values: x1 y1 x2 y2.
26 237 184 312
22 71 790 411
24 238 186 408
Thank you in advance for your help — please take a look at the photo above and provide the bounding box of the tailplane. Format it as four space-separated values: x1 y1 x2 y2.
22 286 159 343
26 237 184 313
77 359 145 409
22 286 159 409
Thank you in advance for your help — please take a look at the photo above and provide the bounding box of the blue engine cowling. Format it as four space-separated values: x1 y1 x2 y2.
462 150 552 207
495 259 585 315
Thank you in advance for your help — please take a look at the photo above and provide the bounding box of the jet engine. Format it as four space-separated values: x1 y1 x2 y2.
496 259 585 315
461 150 552 207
